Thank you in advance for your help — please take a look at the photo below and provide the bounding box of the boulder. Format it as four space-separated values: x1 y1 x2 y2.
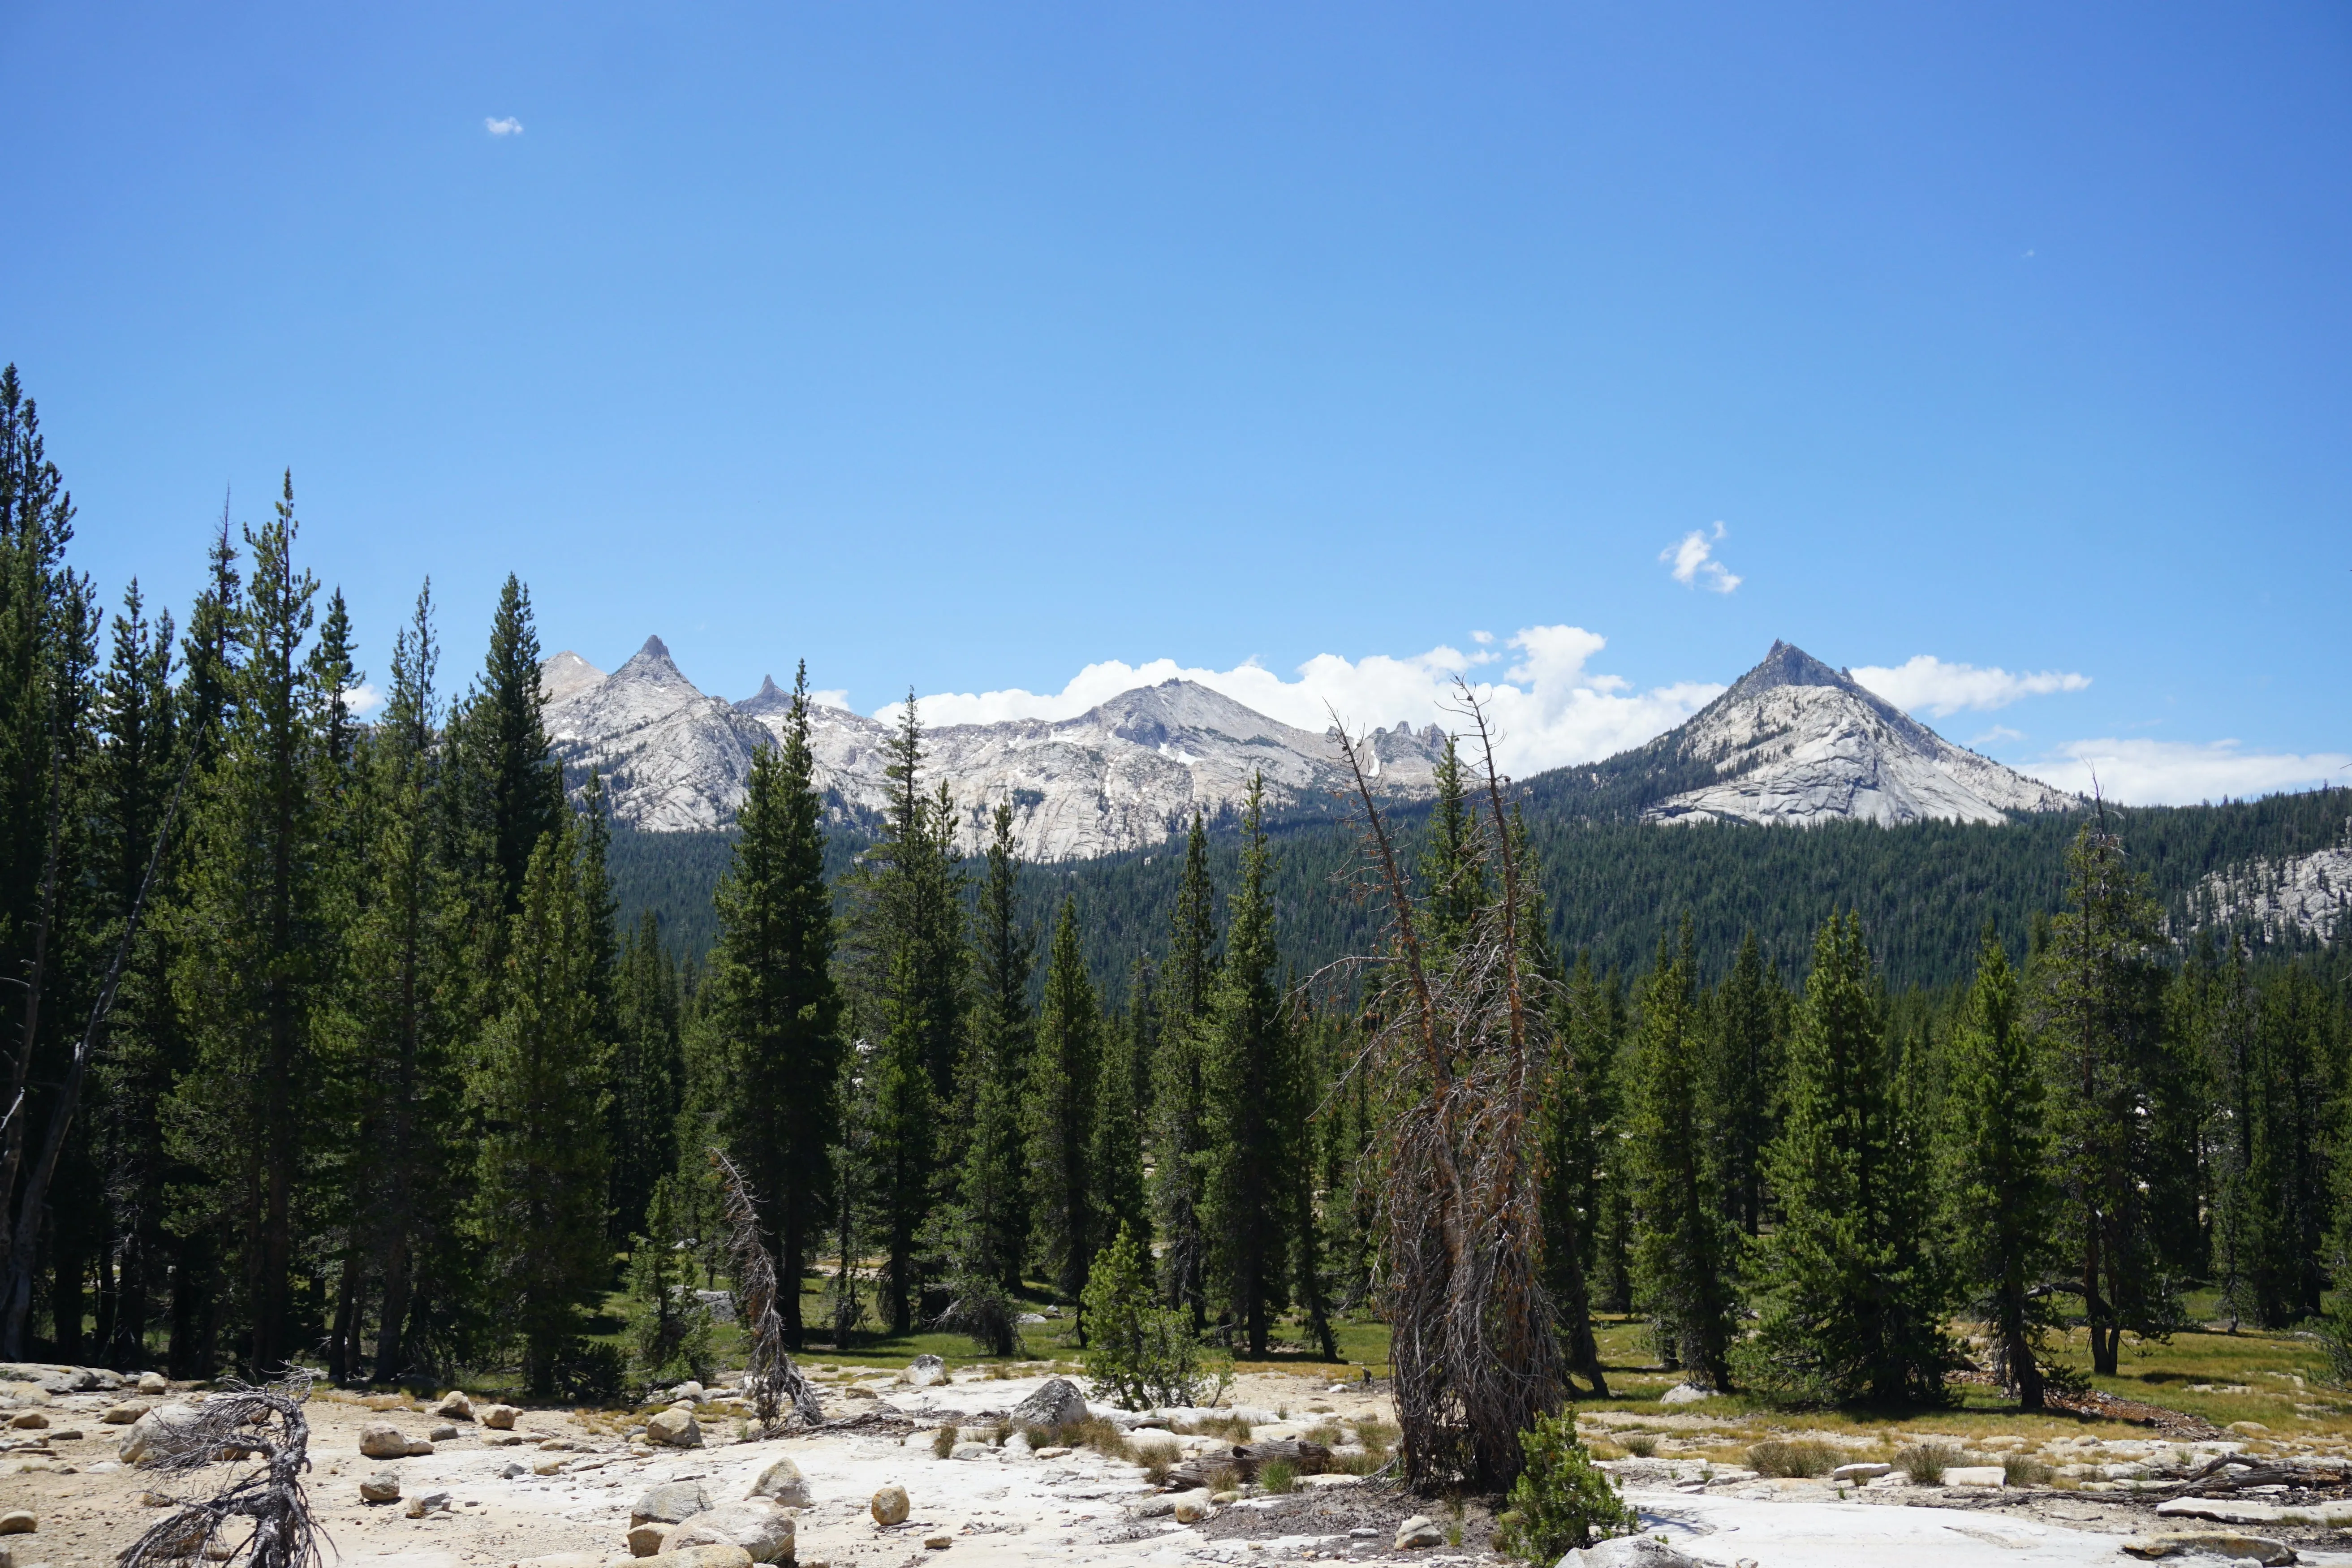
745 1456 810 1508
404 1491 452 1519
633 1481 713 1527
0 1513 30 1536
645 1408 702 1448
871 1484 911 1526
137 1372 168 1396
430 1424 460 1442
1831 1462 1891 1481
1394 1515 1445 1550
1172 1494 1212 1524
102 1403 146 1425
639 1548 753 1568
626 1523 673 1558
360 1472 402 1504
0 1386 48 1410
479 1403 521 1430
950 1441 991 1460
668 1382 706 1404
905 1354 947 1388
433 1391 474 1421
530 1455 567 1476
663 1501 794 1564
1560 1540 1701 1568
1009 1378 1087 1431
923 1535 952 1549
1944 1466 2005 1489
358 1423 412 1460
8 1413 45 1430
1657 1384 1712 1406
119 1404 208 1467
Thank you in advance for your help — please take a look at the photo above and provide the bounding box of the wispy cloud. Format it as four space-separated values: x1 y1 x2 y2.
1851 655 2091 717
485 116 524 137
343 682 384 716
2023 738 2352 805
883 625 1723 777
1662 522 1741 593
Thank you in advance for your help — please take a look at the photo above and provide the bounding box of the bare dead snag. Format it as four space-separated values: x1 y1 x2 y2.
709 1147 823 1430
117 1375 321 1568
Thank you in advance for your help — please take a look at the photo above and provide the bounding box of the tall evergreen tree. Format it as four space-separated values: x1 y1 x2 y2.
1029 896 1101 1327
1947 922 2060 1408
1534 924 1609 1396
165 477 336 1374
1200 777 1299 1357
1710 932 1781 1236
1418 734 1486 956
2241 964 2335 1325
448 574 565 919
1092 1004 1150 1258
707 664 842 1347
2038 816 2185 1375
1746 912 1951 1404
608 911 683 1248
1627 921 1738 1388
468 815 612 1394
956 800 1034 1293
1151 809 1217 1322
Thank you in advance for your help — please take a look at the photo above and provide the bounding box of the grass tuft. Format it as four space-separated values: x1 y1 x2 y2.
1258 1458 1298 1494
931 1424 958 1459
1898 1442 1961 1485
1747 1438 1839 1478
2002 1454 2054 1487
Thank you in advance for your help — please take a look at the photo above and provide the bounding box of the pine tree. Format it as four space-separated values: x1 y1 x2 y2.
956 800 1034 1294
707 664 842 1348
448 574 565 920
1152 809 1218 1322
1627 921 1738 1388
1200 777 1297 1357
1092 1004 1149 1258
608 911 683 1247
1946 922 2060 1407
1029 896 1101 1327
1746 912 1951 1404
2038 815 2184 1375
468 816 612 1394
1418 733 1487 956
1710 932 1781 1236
1530 906 1607 1396
2242 964 2334 1325
164 478 337 1374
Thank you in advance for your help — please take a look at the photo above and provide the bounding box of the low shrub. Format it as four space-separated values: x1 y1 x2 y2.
1492 1409 1639 1564
1620 1434 1659 1458
1258 1459 1298 1494
1898 1443 1962 1485
1746 1439 1839 1478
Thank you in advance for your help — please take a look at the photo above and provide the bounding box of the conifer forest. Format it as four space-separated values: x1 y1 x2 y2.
5 364 2352 1486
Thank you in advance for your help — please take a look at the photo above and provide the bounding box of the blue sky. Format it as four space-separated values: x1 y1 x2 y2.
4 3 2348 801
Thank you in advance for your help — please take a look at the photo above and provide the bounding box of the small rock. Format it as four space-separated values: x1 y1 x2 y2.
360 1471 402 1504
1394 1515 1445 1550
923 1535 952 1550
634 1480 714 1526
432 1390 473 1421
905 1355 947 1389
627 1523 674 1558
871 1483 911 1526
1173 1494 1213 1524
479 1403 520 1430
668 1382 706 1404
8 1413 46 1431
1016 1312 1047 1324
1831 1462 1892 1481
137 1372 168 1396
430 1424 459 1443
1658 1384 1713 1405
638 1547 753 1568
664 1500 794 1563
101 1403 145 1425
745 1456 810 1508
499 1461 527 1479
488 1432 525 1446
646 1408 702 1448
0 1514 31 1536
949 1441 991 1460
1008 1378 1087 1430
357 1423 412 1460
530 1455 567 1476
403 1491 452 1518
139 1491 177 1508
1035 1445 1071 1459
1944 1466 2006 1489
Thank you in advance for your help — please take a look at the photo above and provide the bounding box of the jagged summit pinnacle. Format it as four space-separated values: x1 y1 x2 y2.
1735 639 1848 693
633 633 673 663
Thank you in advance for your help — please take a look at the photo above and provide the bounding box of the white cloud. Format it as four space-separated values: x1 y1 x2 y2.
2023 739 2352 806
1851 655 2092 717
1662 522 1741 594
885 625 1723 777
343 682 384 716
1973 724 2026 747
809 688 851 710
485 116 524 136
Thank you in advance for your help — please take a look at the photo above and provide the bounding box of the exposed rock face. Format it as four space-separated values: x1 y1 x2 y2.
1636 642 2081 827
2193 829 2352 943
546 644 1447 858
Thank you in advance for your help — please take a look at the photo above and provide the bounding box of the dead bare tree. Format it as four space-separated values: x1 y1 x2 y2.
709 1147 823 1430
1329 686 1565 1493
117 1374 322 1568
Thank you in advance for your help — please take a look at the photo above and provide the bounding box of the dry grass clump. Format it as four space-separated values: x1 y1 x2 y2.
1142 1450 1174 1486
1258 1458 1299 1493
1898 1442 1962 1485
1180 1412 1254 1442
1747 1438 1840 1478
2002 1454 2054 1486
1620 1434 1660 1458
1203 1460 1239 1494
931 1424 959 1459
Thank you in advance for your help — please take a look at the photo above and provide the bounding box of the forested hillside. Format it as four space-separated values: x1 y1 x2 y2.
611 784 2352 995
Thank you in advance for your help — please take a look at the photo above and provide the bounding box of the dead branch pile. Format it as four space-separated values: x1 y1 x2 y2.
117 1374 321 1568
1331 691 1565 1494
709 1147 823 1430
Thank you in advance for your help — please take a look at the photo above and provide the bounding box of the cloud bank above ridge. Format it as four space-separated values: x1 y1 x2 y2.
885 625 1726 778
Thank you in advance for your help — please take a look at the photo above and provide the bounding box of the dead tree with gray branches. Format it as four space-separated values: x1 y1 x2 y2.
116 1375 322 1568
710 1147 823 1430
1331 689 1567 1494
